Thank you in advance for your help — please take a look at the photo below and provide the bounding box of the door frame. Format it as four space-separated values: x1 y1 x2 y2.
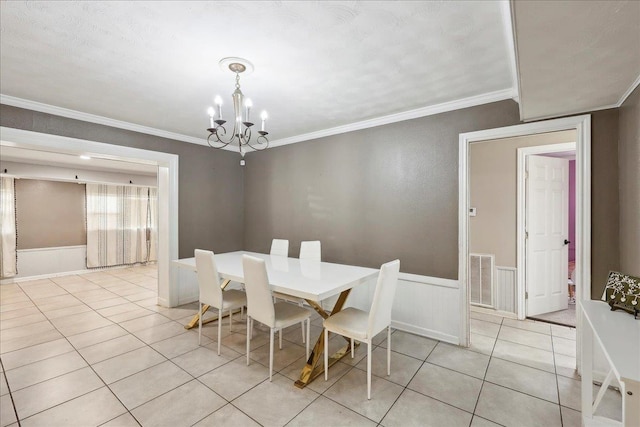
458 114 591 347
0 126 180 307
518 143 576 319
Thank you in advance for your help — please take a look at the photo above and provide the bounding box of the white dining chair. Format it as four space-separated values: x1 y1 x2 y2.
323 259 400 399
270 238 289 257
195 249 247 355
243 254 312 381
273 240 321 343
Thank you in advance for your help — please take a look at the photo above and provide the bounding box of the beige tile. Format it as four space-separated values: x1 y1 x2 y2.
498 325 553 351
354 347 422 387
408 362 483 412
132 321 187 344
107 307 156 323
109 361 192 410
0 320 55 342
475 382 561 427
32 295 83 312
11 367 103 419
0 300 35 313
151 330 210 359
100 412 141 427
0 372 8 397
19 387 126 427
97 302 141 317
0 338 74 370
5 351 87 391
469 333 496 356
193 403 260 427
381 388 473 427
41 304 93 320
485 357 558 403
289 395 376 427
73 289 118 303
132 380 225 427
552 336 576 357
426 343 490 379
0 394 17 427
67 324 128 349
0 329 63 354
248 335 307 372
0 313 47 330
377 330 438 360
280 357 353 394
492 339 555 373
172 346 238 377
78 334 146 364
93 346 166 384
86 297 130 310
119 313 172 333
502 318 551 335
233 373 319 426
470 311 504 325
556 375 622 420
470 416 502 427
554 353 579 379
198 357 269 401
323 368 403 423
561 406 581 427
470 319 500 339
551 324 576 340
0 306 40 322
49 311 113 336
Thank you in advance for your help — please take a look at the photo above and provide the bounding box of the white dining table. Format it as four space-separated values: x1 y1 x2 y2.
173 251 379 388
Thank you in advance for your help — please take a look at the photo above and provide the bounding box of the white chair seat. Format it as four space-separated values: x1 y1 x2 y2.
274 302 312 329
219 289 247 311
323 307 369 341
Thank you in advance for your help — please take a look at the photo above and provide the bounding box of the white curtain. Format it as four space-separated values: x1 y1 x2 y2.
86 184 153 268
0 177 17 278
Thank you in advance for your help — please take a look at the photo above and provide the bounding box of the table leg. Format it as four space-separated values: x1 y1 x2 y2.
184 279 232 330
295 289 358 388
581 307 594 422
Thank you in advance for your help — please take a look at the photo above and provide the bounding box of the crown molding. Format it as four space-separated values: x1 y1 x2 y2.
268 88 517 148
617 74 640 107
0 94 238 150
500 0 520 108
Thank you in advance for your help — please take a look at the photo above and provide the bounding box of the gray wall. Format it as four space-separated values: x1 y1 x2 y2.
15 179 86 249
244 100 521 279
0 104 244 258
618 86 640 277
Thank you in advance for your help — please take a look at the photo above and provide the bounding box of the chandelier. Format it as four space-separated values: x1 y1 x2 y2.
206 57 269 162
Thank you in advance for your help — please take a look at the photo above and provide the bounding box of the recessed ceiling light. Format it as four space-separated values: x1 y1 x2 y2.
80 155 91 160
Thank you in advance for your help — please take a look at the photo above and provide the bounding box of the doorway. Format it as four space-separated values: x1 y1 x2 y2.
0 126 179 307
458 115 591 352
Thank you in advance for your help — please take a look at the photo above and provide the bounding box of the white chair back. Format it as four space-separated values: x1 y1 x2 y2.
195 249 222 308
270 239 289 257
299 240 321 261
367 259 400 337
243 255 275 327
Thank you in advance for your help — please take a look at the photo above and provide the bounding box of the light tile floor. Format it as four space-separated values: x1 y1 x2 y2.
0 266 622 427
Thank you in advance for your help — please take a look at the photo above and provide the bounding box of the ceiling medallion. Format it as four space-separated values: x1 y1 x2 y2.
206 57 269 164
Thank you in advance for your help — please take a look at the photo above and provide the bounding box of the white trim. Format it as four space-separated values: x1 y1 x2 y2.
458 115 591 350
517 142 576 319
0 126 180 307
617 74 640 107
268 89 516 148
0 174 157 189
16 245 86 253
0 263 142 284
391 320 459 345
500 0 520 102
470 305 519 320
398 272 458 289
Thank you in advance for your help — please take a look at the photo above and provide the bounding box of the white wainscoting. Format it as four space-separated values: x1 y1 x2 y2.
347 273 460 345
13 246 87 280
496 266 517 314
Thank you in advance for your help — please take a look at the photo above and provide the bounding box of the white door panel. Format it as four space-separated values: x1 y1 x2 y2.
526 155 569 316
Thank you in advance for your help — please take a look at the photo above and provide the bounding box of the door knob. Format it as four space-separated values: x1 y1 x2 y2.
564 239 571 245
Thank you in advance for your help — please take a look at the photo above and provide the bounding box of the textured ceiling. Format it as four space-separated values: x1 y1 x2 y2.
513 0 640 121
0 1 513 144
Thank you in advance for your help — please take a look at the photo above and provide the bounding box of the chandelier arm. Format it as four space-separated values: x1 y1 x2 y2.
245 133 269 151
206 131 232 149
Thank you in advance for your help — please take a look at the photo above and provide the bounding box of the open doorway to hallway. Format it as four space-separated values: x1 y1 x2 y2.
468 131 577 327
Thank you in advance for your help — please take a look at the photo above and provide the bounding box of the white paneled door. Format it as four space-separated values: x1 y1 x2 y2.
526 155 569 316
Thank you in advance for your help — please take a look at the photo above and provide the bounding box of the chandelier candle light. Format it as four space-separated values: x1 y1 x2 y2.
206 57 269 164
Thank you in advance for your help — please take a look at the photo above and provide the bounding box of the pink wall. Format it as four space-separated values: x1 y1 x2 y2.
569 160 576 262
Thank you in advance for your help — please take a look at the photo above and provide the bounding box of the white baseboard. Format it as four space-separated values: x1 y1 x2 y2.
391 320 459 345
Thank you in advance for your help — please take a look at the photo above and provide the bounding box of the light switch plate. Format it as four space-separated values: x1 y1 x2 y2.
469 207 477 216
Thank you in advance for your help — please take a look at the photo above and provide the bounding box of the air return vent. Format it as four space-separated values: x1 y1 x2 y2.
470 253 495 308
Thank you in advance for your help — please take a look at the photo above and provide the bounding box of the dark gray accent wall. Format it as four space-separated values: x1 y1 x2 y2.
618 86 640 278
243 100 521 279
0 104 244 258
